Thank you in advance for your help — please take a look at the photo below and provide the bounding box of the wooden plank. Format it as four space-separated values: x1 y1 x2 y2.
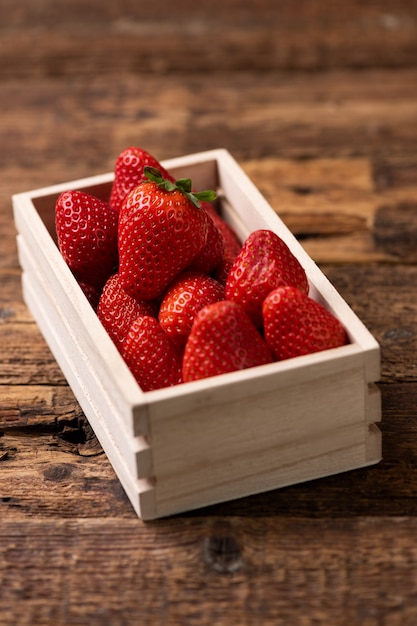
0 321 66 385
1 516 417 625
0 431 132 518
242 156 417 264
1 0 417 77
1 70 417 185
17 263 152 478
1 69 417 274
0 385 82 430
321 265 417 383
1 70 416 269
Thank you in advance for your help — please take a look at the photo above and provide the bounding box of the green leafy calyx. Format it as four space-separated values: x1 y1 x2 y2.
144 166 216 209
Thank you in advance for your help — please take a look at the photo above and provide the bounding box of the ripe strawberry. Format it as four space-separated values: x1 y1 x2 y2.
187 204 225 275
263 286 348 361
225 229 309 327
159 271 225 346
121 316 183 391
203 203 242 284
118 167 215 301
109 146 174 213
183 300 272 382
97 273 158 351
55 190 119 289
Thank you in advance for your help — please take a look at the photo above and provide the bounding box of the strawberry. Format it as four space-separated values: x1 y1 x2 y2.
203 203 242 284
97 273 158 351
263 286 348 361
121 316 183 391
225 229 309 327
118 167 215 301
159 271 225 346
187 204 225 275
183 300 272 382
55 190 119 290
109 146 175 213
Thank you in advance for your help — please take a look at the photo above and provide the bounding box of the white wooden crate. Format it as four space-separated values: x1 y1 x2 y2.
12 149 381 520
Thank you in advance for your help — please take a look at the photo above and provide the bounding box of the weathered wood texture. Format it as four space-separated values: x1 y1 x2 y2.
2 0 417 76
2 516 417 626
2 69 417 270
1 0 417 622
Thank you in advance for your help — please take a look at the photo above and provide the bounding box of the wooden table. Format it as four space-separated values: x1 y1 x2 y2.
1 2 417 624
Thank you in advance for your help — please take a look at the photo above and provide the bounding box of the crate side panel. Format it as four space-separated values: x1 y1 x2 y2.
21 273 156 520
153 423 378 519
150 360 368 476
18 240 152 480
149 360 379 512
17 224 147 434
145 345 366 422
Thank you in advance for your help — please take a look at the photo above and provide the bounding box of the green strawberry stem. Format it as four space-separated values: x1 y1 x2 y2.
144 166 216 209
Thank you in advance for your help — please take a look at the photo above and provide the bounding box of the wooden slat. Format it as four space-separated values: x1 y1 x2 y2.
2 69 417 273
1 0 417 77
321 264 417 383
0 385 82 429
1 70 417 185
1 516 417 625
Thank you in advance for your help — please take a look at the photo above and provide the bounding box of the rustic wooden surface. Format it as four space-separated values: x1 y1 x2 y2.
1 1 417 624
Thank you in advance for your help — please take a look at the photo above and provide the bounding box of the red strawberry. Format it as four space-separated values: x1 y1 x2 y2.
159 271 225 346
225 229 309 327
97 273 158 351
109 146 175 213
263 286 348 361
118 167 215 301
203 203 242 284
187 204 225 275
55 190 119 289
183 300 272 382
121 316 183 391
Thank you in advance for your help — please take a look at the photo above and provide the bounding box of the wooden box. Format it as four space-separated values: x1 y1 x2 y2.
12 149 381 520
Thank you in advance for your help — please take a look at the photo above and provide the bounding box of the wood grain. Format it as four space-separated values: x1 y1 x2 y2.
1 516 417 625
2 0 417 620
1 382 416 521
2 0 417 77
2 69 416 271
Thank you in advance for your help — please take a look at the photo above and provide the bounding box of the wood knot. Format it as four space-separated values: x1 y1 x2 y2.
43 463 74 482
202 534 243 574
0 307 15 320
383 327 414 344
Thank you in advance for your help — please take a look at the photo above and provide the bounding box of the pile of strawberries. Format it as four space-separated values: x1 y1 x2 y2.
55 147 347 392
